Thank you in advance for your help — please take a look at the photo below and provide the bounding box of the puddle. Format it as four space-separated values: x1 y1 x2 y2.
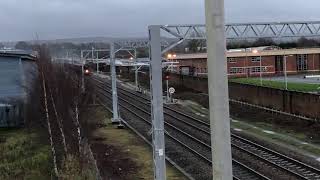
195 112 201 116
201 107 206 110
231 119 239 123
263 130 275 134
200 114 206 117
301 142 309 145
316 157 320 162
234 128 242 132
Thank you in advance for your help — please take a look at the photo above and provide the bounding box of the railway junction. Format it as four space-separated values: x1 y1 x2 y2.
63 22 320 180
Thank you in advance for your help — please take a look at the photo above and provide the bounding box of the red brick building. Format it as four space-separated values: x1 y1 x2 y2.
169 47 320 78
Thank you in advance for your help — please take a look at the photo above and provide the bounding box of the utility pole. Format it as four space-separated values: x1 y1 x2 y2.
148 25 166 180
260 55 263 86
134 49 140 91
205 0 233 179
81 51 85 93
166 79 169 102
284 55 288 90
96 51 99 74
110 42 120 123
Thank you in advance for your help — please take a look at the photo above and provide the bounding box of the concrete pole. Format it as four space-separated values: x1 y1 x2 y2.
110 42 120 123
205 0 233 179
166 79 169 102
148 25 166 180
81 51 85 93
134 49 139 91
260 55 263 86
245 49 249 78
96 51 99 74
284 55 288 90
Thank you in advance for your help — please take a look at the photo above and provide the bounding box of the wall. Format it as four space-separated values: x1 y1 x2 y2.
175 53 320 78
124 71 320 120
0 57 35 127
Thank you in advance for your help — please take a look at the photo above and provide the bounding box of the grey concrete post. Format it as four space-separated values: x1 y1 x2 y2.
96 51 99 74
205 0 233 179
260 55 263 86
148 25 166 180
134 49 139 91
81 51 85 93
284 55 288 90
110 42 120 123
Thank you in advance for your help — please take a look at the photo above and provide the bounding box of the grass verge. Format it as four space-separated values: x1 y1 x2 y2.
230 78 320 92
0 128 52 180
231 120 320 157
178 99 320 158
90 107 187 180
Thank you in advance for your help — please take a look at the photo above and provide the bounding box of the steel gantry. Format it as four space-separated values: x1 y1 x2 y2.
160 21 320 54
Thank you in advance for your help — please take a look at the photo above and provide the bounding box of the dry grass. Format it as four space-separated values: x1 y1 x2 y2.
0 128 52 180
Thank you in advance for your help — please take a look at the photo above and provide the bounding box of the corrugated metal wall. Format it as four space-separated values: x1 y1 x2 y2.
0 57 33 127
0 104 24 127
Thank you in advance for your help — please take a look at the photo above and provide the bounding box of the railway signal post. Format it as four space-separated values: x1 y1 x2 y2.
205 0 233 179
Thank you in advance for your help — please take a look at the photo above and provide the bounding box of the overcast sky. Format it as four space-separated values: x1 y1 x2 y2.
1 0 320 41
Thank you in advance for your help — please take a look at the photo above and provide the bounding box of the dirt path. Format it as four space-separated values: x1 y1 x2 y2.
82 106 187 180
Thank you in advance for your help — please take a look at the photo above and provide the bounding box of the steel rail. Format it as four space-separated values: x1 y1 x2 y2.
92 76 320 180
94 82 268 180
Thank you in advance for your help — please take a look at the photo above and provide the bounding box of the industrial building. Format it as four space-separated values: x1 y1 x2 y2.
0 51 35 127
169 47 320 78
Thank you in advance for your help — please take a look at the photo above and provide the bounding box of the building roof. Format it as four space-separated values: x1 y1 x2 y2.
172 47 320 60
0 50 36 61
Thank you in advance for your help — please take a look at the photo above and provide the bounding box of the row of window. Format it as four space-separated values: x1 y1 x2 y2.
227 57 261 63
229 67 268 74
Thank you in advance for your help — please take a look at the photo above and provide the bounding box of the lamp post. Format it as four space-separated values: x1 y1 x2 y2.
253 49 263 86
245 48 249 78
284 55 288 90
283 54 293 90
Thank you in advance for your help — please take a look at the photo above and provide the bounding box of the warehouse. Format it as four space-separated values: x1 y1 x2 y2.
0 51 35 127
169 47 320 78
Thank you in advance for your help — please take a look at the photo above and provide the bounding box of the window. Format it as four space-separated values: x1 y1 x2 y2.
250 66 267 73
228 57 236 63
230 67 245 74
297 54 308 71
251 56 261 62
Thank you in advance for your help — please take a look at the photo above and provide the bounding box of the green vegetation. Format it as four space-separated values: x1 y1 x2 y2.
231 120 320 156
178 99 320 157
0 128 52 180
230 78 320 92
60 155 96 180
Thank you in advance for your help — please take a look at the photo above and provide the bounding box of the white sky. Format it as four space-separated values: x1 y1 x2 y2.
0 0 319 41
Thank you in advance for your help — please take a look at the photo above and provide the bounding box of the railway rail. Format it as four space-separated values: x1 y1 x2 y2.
91 76 320 180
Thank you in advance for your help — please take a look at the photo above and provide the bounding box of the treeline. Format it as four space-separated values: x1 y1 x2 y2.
14 41 149 58
175 37 320 54
13 36 320 58
227 37 320 49
25 45 100 179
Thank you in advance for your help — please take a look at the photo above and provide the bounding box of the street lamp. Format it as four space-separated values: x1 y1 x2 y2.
283 54 293 90
252 49 263 86
167 54 172 59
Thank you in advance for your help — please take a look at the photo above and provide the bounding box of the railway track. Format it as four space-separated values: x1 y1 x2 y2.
93 79 268 180
91 76 320 180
